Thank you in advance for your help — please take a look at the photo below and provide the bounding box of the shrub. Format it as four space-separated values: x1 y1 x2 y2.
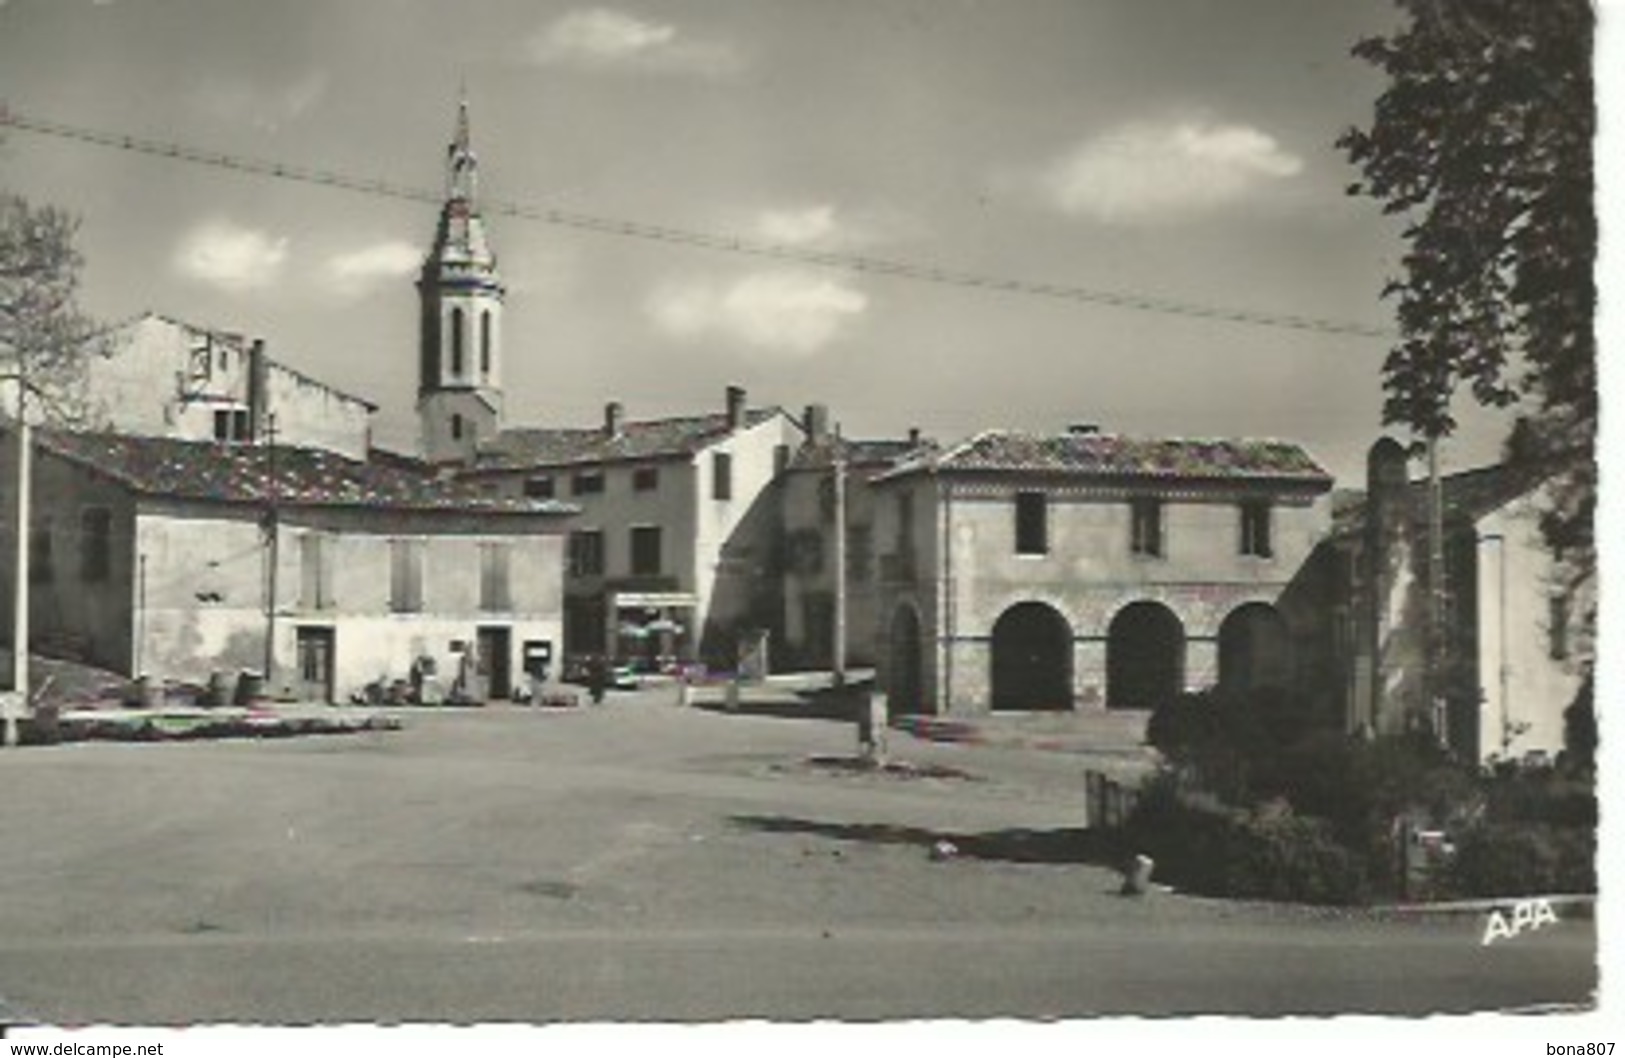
1126 774 1373 905
1442 823 1596 898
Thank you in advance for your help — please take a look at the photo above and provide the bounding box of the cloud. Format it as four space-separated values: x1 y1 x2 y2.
648 270 867 356
324 240 421 296
174 220 289 292
1042 118 1304 223
528 8 742 78
194 70 329 132
755 205 838 246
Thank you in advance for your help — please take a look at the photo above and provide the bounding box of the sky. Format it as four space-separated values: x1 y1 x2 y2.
0 0 1585 484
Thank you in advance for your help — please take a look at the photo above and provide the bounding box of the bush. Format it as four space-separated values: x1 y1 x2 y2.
1126 775 1373 905
1442 823 1596 898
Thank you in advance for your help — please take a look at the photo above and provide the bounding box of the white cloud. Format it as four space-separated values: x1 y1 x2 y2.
528 8 742 78
648 271 867 356
194 70 329 132
325 240 421 296
1043 118 1304 223
174 220 289 292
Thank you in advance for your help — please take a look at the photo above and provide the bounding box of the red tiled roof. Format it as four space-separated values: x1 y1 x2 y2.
474 407 787 470
34 430 575 516
878 429 1333 486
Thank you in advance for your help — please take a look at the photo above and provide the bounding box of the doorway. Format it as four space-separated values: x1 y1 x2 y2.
295 626 336 703
477 625 513 701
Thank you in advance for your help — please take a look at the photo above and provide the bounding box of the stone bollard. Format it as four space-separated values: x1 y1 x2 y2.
0 691 22 749
725 675 740 713
676 678 692 708
858 692 889 765
1120 853 1155 896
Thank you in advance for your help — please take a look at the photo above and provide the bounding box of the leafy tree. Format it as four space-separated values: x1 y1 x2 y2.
1 191 99 423
1338 0 1596 662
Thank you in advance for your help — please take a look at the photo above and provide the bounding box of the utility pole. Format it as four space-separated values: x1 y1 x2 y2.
262 413 280 692
4 370 31 747
1425 434 1447 747
831 450 847 688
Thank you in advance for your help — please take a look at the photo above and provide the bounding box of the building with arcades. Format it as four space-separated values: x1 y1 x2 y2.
868 426 1335 716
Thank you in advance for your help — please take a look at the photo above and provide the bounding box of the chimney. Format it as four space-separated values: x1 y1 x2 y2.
604 401 624 439
803 403 830 443
726 385 746 430
908 426 921 446
247 338 268 441
1067 423 1100 436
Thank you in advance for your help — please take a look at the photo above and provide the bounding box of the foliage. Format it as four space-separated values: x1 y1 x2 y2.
1126 776 1373 906
0 193 99 424
1338 0 1596 665
1561 673 1596 773
1442 822 1595 898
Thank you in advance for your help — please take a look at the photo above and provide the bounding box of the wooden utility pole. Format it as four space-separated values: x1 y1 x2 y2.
832 451 847 687
262 414 280 692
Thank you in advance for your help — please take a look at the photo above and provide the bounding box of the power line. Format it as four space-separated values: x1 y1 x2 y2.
1 106 1399 341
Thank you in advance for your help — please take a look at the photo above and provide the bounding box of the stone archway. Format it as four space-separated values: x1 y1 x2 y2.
888 604 926 716
990 601 1073 712
1217 602 1292 694
1106 601 1185 710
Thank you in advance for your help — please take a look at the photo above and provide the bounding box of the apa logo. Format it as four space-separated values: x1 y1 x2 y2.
1481 898 1560 945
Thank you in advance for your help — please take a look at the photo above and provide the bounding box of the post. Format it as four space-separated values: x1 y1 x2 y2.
1426 436 1446 744
5 393 32 747
831 454 847 687
262 414 279 694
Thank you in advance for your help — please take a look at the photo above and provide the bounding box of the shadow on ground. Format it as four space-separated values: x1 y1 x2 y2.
731 814 1127 868
690 681 876 722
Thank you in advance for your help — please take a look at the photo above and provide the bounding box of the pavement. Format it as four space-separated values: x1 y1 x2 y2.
0 684 1600 1023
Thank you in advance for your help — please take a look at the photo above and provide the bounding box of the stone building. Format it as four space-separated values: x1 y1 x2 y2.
774 404 929 671
66 311 377 459
0 427 572 702
870 427 1334 716
462 389 802 669
1296 438 1584 764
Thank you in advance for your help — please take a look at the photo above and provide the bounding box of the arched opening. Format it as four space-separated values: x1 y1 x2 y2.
480 310 493 375
990 601 1073 712
1217 602 1292 695
888 604 926 716
450 306 465 376
1107 601 1185 710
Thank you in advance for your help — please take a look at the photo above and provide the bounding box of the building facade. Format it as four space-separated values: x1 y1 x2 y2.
870 428 1334 716
1 428 572 702
465 387 802 669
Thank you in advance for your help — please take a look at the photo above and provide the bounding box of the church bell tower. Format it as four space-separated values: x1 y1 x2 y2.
417 94 505 464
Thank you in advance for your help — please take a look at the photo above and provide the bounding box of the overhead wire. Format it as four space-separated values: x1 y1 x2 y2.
1 107 1399 341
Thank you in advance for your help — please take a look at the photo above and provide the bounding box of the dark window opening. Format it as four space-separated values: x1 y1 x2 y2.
631 526 663 576
712 452 733 500
1015 490 1048 555
523 476 555 499
633 466 660 492
1131 498 1164 558
480 310 492 376
450 414 464 442
572 471 605 496
450 306 465 376
568 530 605 577
1240 501 1273 558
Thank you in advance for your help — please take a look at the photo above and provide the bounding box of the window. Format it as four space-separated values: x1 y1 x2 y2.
389 539 424 613
568 530 605 577
480 310 492 376
213 408 251 443
299 533 334 610
29 523 53 584
80 507 112 583
630 526 662 576
451 414 464 442
633 466 660 492
712 452 733 500
1014 491 1048 555
523 475 555 499
571 471 604 496
450 306 465 376
1550 595 1570 662
479 542 512 611
1240 501 1273 558
1130 498 1163 558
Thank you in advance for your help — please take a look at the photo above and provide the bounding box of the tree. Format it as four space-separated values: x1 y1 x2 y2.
1338 0 1596 663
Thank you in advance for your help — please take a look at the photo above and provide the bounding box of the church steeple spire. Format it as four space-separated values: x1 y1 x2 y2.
417 91 505 464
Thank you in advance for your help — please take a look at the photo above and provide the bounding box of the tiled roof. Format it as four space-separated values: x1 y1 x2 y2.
474 407 786 470
786 436 934 473
1330 462 1546 538
34 430 575 516
877 429 1333 486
